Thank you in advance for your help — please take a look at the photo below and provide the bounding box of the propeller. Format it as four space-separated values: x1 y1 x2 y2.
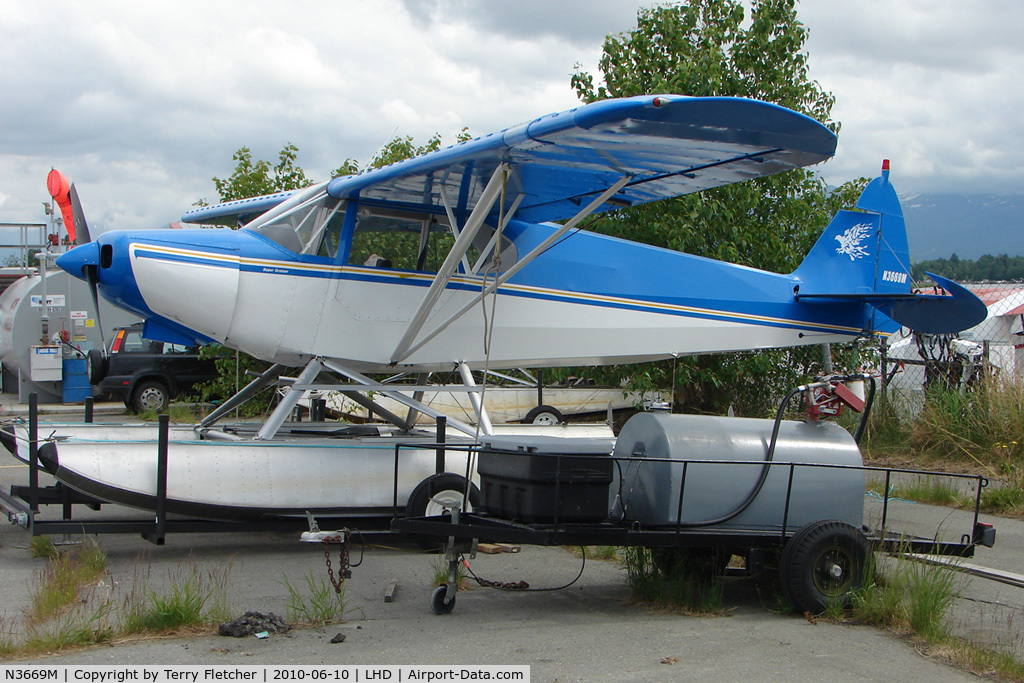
48 170 104 359
67 184 92 244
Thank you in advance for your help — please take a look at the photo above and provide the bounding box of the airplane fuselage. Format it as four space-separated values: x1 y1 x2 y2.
78 217 872 373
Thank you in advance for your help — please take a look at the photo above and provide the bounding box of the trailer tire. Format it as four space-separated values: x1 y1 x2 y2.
524 405 563 425
407 473 480 550
431 585 456 615
780 519 868 614
407 473 480 518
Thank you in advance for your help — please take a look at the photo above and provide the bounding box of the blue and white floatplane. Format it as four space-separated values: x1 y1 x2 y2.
2 95 986 520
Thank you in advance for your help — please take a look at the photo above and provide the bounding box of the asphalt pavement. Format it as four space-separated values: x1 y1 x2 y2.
0 403 1021 680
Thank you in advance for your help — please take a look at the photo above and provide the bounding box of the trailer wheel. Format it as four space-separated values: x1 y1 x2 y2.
524 405 563 425
780 520 868 614
407 474 481 550
431 585 456 615
407 473 480 518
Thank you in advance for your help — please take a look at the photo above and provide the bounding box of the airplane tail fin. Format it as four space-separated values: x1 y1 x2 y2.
793 161 986 335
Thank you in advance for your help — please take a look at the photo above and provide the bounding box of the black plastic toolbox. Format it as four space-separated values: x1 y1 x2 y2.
477 436 616 523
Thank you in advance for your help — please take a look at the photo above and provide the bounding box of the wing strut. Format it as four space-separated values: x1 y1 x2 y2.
256 359 323 440
458 362 493 436
321 359 479 438
389 163 511 364
391 173 634 365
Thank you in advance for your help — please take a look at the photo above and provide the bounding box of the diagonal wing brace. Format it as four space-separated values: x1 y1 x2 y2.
390 163 511 364
391 173 633 365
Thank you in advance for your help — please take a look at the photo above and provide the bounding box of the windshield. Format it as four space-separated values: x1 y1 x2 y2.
243 183 517 271
245 182 338 254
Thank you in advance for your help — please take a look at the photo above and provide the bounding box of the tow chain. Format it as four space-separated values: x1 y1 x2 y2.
460 555 530 590
474 577 530 590
322 532 351 594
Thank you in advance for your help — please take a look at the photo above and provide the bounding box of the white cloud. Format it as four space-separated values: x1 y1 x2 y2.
0 0 1021 236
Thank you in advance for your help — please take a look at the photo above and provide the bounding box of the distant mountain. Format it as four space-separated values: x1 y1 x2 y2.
901 193 1024 261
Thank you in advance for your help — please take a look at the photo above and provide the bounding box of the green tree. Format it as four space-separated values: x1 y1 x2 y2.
210 143 309 203
566 0 869 416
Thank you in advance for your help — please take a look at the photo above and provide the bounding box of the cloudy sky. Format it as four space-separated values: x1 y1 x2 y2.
1 0 1022 235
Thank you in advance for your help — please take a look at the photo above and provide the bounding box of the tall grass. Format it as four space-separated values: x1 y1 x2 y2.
848 553 1024 679
909 378 1024 466
861 393 913 457
864 377 1024 515
281 572 347 625
27 538 107 623
621 547 723 613
120 559 232 634
851 553 959 638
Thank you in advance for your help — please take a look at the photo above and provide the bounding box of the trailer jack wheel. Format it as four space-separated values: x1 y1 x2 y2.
780 519 868 614
431 584 456 615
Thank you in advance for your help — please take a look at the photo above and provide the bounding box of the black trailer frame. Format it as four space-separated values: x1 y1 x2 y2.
389 374 997 614
392 446 995 556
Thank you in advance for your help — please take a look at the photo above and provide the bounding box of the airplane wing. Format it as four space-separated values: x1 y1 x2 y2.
182 189 302 226
325 95 837 223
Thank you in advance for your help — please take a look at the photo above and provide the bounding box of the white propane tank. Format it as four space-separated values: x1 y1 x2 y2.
611 413 864 532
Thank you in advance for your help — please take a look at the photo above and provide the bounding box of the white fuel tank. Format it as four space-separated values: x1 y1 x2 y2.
611 413 864 532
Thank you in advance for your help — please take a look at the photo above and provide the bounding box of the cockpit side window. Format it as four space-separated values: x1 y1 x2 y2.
347 207 459 273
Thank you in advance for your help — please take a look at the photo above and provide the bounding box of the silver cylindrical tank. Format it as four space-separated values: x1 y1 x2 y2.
0 270 139 402
611 412 864 532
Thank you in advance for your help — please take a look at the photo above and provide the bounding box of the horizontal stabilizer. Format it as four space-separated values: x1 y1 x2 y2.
870 273 987 335
797 273 986 335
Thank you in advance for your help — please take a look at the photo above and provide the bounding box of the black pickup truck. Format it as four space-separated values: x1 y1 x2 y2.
87 324 219 412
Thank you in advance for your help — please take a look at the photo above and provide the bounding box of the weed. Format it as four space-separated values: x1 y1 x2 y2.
848 552 958 641
120 559 231 634
981 484 1024 514
431 557 468 590
0 616 15 657
28 536 58 559
281 572 347 625
904 560 958 640
621 546 723 614
27 538 108 622
899 477 971 507
20 600 114 654
587 546 620 561
861 393 912 456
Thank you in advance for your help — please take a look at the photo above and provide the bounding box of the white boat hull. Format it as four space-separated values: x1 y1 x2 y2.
2 421 612 519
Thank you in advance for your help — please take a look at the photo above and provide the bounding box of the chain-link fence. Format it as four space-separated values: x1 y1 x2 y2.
879 282 1024 414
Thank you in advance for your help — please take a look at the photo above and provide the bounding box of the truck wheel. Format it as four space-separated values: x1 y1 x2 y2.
131 380 170 413
524 405 563 425
779 520 868 614
407 473 480 518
